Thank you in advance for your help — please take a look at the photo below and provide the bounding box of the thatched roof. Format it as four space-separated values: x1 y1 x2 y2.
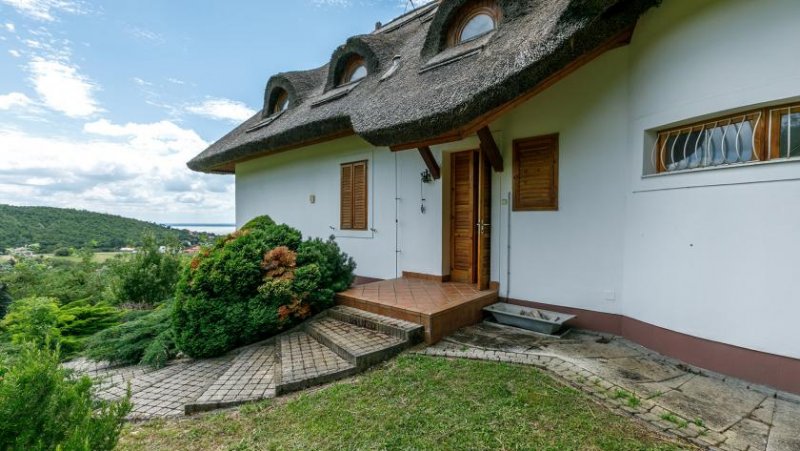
189 0 659 173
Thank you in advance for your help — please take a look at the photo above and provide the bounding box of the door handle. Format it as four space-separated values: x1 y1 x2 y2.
476 222 491 234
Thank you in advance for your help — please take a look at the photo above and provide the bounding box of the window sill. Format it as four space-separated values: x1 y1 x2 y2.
642 156 800 178
334 228 375 240
635 156 800 193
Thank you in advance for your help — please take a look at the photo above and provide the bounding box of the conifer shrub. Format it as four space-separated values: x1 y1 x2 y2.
83 304 176 368
0 296 121 359
173 216 355 358
0 344 131 451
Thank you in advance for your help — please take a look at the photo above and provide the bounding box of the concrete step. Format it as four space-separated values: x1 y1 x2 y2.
276 331 357 395
328 305 424 344
185 342 278 415
306 317 407 370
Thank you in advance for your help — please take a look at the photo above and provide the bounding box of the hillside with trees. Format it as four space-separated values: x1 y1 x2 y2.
0 204 209 253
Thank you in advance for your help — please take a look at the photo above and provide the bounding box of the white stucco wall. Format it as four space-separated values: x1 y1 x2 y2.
234 0 800 359
621 0 800 359
236 136 446 280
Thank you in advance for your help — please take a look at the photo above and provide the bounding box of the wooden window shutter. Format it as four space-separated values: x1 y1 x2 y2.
340 164 353 229
513 134 559 211
352 161 367 230
340 160 368 230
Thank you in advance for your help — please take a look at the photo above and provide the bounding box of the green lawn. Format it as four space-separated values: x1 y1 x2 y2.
119 355 687 451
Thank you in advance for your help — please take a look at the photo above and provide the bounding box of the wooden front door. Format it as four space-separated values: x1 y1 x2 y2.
450 150 478 283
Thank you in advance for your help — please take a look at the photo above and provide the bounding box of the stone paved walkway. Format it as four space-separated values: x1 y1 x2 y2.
416 321 800 451
66 306 422 419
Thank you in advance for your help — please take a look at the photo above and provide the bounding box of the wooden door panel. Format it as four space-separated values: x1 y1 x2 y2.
450 151 477 283
477 149 491 290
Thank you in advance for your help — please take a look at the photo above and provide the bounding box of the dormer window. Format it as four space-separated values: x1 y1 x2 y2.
339 55 367 85
448 1 501 47
274 89 289 114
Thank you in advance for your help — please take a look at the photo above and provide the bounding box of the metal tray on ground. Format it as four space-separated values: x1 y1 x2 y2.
483 303 575 335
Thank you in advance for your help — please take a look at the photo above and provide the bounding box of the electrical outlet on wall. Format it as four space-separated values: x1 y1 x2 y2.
603 290 616 301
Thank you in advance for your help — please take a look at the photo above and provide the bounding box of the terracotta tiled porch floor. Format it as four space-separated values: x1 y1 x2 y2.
336 278 499 344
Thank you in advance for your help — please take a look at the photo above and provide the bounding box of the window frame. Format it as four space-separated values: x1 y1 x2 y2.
651 101 800 175
512 133 559 212
340 160 369 231
446 1 502 48
339 55 367 86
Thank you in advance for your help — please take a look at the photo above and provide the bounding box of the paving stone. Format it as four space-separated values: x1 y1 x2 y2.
279 332 354 387
128 357 232 420
309 317 403 358
766 399 800 451
750 396 776 425
635 373 695 399
194 343 277 407
545 337 642 360
657 376 766 432
329 305 422 336
723 418 769 451
589 356 688 388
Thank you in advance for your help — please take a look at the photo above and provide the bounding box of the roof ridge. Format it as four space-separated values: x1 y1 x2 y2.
372 1 438 34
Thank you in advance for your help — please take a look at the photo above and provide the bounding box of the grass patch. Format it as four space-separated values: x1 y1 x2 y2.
119 355 686 450
613 389 641 408
660 413 688 429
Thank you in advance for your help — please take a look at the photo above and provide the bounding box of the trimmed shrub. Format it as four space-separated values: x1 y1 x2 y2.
84 304 176 368
107 234 181 306
241 215 276 231
173 216 354 358
297 236 356 309
0 344 131 451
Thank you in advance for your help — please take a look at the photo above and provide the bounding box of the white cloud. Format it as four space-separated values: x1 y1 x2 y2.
8 49 20 57
186 98 256 123
28 57 100 117
0 92 32 110
84 119 206 156
1 0 86 21
0 122 234 223
167 77 185 85
4 23 15 32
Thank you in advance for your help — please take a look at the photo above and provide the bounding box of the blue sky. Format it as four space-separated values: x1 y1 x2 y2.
0 0 422 224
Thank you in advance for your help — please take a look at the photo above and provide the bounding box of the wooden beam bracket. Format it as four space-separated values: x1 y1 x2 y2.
477 126 504 172
417 146 441 180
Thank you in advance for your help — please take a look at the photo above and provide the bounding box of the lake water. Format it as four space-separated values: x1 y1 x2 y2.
166 224 236 235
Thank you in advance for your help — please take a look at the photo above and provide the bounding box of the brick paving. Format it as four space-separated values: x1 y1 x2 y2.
193 344 277 408
71 309 416 419
330 305 423 334
417 321 800 451
279 331 354 386
127 357 233 419
308 317 402 357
